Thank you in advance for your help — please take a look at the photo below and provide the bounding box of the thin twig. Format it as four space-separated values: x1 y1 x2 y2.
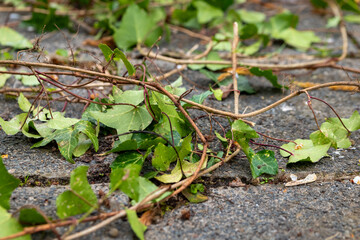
232 22 239 115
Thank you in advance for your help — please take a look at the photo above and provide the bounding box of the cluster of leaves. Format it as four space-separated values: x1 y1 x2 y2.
280 111 360 164
0 158 148 239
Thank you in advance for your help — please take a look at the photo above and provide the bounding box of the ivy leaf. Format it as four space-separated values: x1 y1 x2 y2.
275 28 320 50
0 157 20 210
183 90 213 108
206 51 229 71
326 17 340 28
269 11 299 36
0 113 27 135
18 93 32 112
152 143 176 171
249 67 283 89
182 188 208 203
114 4 155 49
0 206 31 240
280 139 331 164
193 1 223 24
32 120 98 163
47 116 80 130
310 122 351 149
0 67 11 87
19 208 46 225
112 167 159 204
56 166 98 219
98 44 135 76
98 43 113 61
237 9 266 23
16 75 39 86
152 92 191 137
155 160 182 183
110 151 145 170
249 150 278 179
72 133 92 157
91 105 152 141
114 48 136 76
0 27 32 49
240 24 258 39
210 86 223 101
181 156 208 177
125 209 147 240
326 111 360 132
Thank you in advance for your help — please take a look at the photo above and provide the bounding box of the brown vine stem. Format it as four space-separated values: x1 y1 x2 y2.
0 61 358 122
147 82 209 197
328 0 347 61
232 22 239 115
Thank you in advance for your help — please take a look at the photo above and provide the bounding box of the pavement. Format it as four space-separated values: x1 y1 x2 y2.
1 1 360 239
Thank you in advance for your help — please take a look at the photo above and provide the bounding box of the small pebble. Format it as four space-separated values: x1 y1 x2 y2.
108 227 119 238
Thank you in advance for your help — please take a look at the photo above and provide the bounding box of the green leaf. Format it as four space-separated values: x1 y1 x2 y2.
0 157 20 210
240 24 258 39
249 67 283 89
152 92 190 137
110 151 145 170
206 51 229 71
32 120 98 163
189 183 205 194
152 143 176 171
326 111 360 132
310 122 351 149
17 75 39 86
0 27 32 49
249 150 278 178
0 206 31 240
0 67 11 87
182 187 208 203
47 116 80 130
210 86 223 101
0 113 27 135
181 155 208 177
110 140 138 153
19 208 46 225
326 17 340 28
193 1 223 24
344 14 360 23
72 133 92 157
269 11 298 36
113 87 145 106
237 75 255 93
237 9 266 23
155 160 182 183
275 28 320 50
91 105 152 142
56 48 68 57
164 76 187 96
98 43 113 62
114 4 155 49
280 139 331 164
56 166 98 219
125 209 147 240
114 48 136 76
190 90 213 104
73 120 99 152
227 119 258 157
18 93 32 112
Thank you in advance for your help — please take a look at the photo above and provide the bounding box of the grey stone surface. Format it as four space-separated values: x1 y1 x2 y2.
146 182 360 240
